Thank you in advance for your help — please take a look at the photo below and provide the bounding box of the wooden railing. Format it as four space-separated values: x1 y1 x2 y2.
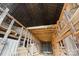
0 7 41 56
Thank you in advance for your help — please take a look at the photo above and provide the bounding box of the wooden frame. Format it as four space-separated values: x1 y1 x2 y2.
0 8 9 25
0 7 27 55
54 3 79 56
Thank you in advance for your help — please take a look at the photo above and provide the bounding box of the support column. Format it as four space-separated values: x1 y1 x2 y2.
29 34 34 56
15 27 23 55
0 8 9 25
0 19 15 55
52 33 60 56
26 31 30 55
64 10 76 32
23 31 27 47
3 19 15 42
18 27 23 45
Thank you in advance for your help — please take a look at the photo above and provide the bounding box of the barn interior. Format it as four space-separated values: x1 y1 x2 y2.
0 3 79 56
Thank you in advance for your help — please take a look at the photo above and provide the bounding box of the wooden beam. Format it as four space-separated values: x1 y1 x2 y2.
58 4 67 22
7 14 25 28
26 25 56 29
0 19 14 55
64 10 76 32
18 27 23 43
23 32 27 47
15 27 23 55
0 25 16 35
0 8 9 25
0 7 25 28
2 19 15 42
57 31 71 42
0 31 24 40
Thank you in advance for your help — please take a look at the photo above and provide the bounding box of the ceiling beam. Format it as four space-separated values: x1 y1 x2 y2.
26 24 57 29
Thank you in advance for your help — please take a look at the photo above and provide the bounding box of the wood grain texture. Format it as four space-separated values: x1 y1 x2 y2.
28 25 57 42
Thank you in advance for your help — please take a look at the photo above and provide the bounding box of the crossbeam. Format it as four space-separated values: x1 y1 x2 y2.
2 19 15 42
26 25 57 29
0 7 25 28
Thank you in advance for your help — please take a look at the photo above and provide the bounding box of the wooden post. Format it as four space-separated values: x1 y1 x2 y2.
27 31 34 56
30 34 34 56
0 19 15 55
64 10 78 55
26 31 30 55
23 31 27 47
18 27 23 45
0 8 9 25
15 27 23 55
52 33 60 56
2 19 15 42
64 10 76 32
27 31 29 48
